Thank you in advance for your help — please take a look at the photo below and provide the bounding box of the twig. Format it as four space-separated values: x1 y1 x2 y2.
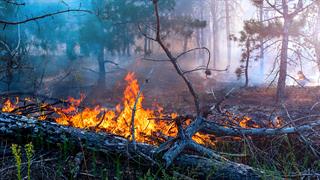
0 9 92 26
95 111 106 128
1 0 25 6
281 104 320 157
151 0 200 115
212 88 236 113
131 69 154 149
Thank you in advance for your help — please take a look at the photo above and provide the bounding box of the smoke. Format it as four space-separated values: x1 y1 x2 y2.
1 0 319 98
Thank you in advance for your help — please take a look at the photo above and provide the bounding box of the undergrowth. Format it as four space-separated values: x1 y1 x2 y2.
0 134 319 179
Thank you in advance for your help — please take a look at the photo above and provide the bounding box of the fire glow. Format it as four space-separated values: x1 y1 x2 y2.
1 72 281 145
1 72 212 145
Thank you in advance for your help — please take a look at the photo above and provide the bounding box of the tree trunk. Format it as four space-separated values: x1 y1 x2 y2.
144 27 151 56
225 0 231 68
315 5 320 72
211 0 219 68
183 36 188 52
66 41 76 61
199 3 205 62
244 40 250 87
97 45 106 88
276 0 290 102
144 34 148 55
259 2 264 76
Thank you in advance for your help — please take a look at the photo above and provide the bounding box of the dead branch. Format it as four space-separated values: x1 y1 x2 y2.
202 120 320 137
104 60 119 66
141 57 170 62
1 0 25 6
0 9 92 26
211 88 236 113
131 69 154 149
151 0 200 116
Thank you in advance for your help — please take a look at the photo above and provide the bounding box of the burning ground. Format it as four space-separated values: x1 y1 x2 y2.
0 71 319 179
0 72 288 146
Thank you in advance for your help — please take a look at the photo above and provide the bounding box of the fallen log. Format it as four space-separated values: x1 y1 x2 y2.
202 120 320 137
0 112 263 179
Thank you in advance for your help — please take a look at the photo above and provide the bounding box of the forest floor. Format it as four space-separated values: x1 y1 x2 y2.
1 60 320 179
1 84 320 179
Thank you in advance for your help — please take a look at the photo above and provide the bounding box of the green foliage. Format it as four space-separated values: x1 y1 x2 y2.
11 144 22 180
139 169 154 180
240 18 305 41
10 143 34 180
115 156 122 180
162 16 206 39
79 0 175 56
250 0 263 6
25 142 34 180
232 20 262 81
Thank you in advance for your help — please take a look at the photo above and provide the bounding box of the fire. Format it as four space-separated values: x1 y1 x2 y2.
1 98 17 113
51 72 212 145
1 72 281 146
52 73 159 142
239 116 259 128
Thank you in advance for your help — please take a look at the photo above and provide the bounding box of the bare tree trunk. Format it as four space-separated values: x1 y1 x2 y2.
276 0 290 102
183 36 188 52
225 0 231 68
66 41 76 61
259 2 264 75
97 45 106 88
199 4 205 61
211 0 219 68
144 34 148 55
144 27 151 56
315 5 320 72
244 40 250 87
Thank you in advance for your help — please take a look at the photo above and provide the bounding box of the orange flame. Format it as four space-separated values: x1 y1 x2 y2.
5 73 286 146
51 72 212 145
1 98 17 113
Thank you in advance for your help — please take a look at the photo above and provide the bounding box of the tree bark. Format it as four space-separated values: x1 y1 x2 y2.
259 2 265 75
97 45 106 88
183 36 189 52
225 0 232 68
244 40 250 87
211 0 219 68
276 0 290 102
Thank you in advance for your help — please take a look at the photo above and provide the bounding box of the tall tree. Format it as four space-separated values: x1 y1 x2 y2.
210 0 220 68
225 0 232 68
79 0 175 87
258 1 265 75
251 0 318 102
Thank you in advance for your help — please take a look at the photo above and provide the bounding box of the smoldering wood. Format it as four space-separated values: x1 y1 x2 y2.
0 112 263 179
